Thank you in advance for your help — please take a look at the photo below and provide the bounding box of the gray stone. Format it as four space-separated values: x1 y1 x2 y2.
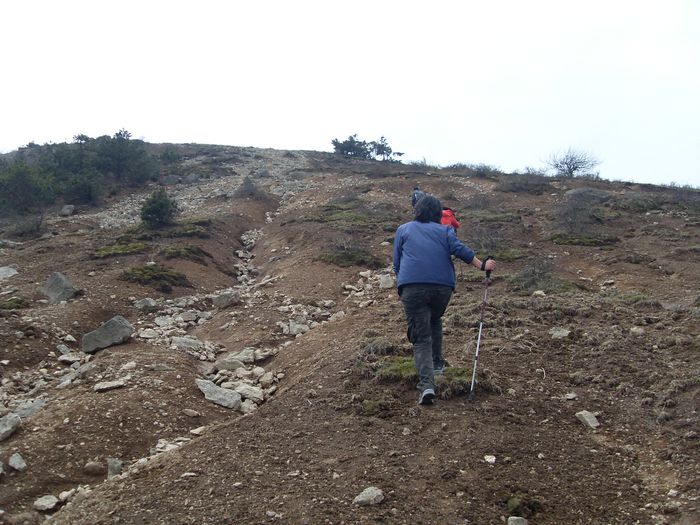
134 298 157 309
34 495 60 512
59 204 76 216
576 410 601 429
183 409 201 417
232 347 255 364
378 274 394 289
240 399 258 414
259 371 275 389
195 379 242 409
254 348 274 362
630 326 645 336
212 291 241 309
82 315 133 354
84 460 104 476
56 344 71 354
0 266 18 281
234 384 265 404
139 328 159 339
214 354 246 372
14 398 47 418
94 380 127 392
288 320 309 335
9 452 27 471
508 518 529 525
0 413 21 441
549 327 571 340
58 353 83 365
107 458 123 478
178 310 199 322
353 486 384 505
184 173 201 184
41 272 79 304
154 316 173 327
171 336 204 351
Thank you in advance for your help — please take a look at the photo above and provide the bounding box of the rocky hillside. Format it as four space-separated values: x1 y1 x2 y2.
0 145 698 524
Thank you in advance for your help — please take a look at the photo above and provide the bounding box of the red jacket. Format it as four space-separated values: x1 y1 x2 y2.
441 209 460 230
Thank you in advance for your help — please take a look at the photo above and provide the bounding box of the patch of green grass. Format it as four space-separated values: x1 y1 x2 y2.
122 219 212 242
509 260 578 293
358 337 408 358
503 491 544 518
623 252 654 264
490 248 527 262
376 356 418 384
0 297 30 310
318 243 384 269
550 233 619 246
357 398 394 417
121 264 192 293
608 291 661 309
160 245 211 264
92 242 148 259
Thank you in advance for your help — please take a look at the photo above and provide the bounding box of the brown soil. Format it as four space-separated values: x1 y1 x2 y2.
0 150 698 524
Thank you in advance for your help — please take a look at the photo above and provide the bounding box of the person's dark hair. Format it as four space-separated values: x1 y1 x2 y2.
414 195 443 223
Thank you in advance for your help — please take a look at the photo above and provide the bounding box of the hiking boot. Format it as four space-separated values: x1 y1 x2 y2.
434 363 450 376
418 388 435 405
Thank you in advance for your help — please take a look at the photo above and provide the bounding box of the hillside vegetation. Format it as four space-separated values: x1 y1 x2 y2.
0 143 698 524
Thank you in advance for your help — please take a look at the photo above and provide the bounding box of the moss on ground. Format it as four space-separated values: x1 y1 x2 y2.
160 245 211 264
121 264 192 293
93 242 148 258
490 248 527 262
318 244 384 269
550 233 619 246
357 398 394 417
0 297 30 310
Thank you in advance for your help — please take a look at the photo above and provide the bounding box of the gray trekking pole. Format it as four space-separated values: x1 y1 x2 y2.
469 258 493 401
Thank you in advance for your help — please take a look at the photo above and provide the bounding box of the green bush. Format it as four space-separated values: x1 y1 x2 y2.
93 242 148 258
141 189 179 229
495 173 552 195
318 242 384 269
121 264 191 292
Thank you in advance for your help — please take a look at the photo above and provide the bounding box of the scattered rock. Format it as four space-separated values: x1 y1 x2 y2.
234 384 265 404
549 327 571 340
576 410 601 429
140 328 159 339
14 398 47 418
182 409 201 418
94 380 127 393
0 266 18 281
107 458 123 478
82 316 134 354
484 455 496 464
508 517 529 525
171 336 204 351
33 495 60 512
212 291 241 309
353 486 385 506
59 488 76 502
231 347 255 364
195 379 242 409
214 354 246 372
84 460 104 476
564 393 578 401
134 297 157 309
378 274 394 289
190 426 207 436
9 452 27 471
329 311 346 322
59 204 76 216
56 344 71 354
0 412 21 441
630 326 645 336
41 272 79 304
58 353 83 365
532 290 546 297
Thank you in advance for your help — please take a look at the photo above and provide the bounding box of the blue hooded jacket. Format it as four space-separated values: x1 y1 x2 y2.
393 221 476 290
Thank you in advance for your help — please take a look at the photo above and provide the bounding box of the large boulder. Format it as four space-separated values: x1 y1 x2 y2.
59 204 76 216
212 291 241 309
0 413 21 441
0 266 18 281
195 379 241 409
214 354 246 372
41 272 79 304
81 316 134 354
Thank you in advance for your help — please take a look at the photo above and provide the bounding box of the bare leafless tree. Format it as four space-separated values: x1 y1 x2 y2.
547 147 601 178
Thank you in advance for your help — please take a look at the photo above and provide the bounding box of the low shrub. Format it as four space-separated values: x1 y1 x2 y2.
141 188 178 228
233 176 268 200
93 242 148 258
494 173 552 195
550 233 619 246
318 242 384 269
0 297 30 310
509 260 576 293
121 264 191 292
160 245 211 264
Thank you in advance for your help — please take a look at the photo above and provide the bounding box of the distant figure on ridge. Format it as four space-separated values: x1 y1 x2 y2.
440 207 460 230
411 186 426 208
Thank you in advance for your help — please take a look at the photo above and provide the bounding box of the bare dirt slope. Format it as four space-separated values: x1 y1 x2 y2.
0 147 698 524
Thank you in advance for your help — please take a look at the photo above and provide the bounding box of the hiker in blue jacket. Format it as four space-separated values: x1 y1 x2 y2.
393 195 496 405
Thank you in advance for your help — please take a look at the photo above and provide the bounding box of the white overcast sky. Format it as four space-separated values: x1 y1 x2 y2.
2 0 699 186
